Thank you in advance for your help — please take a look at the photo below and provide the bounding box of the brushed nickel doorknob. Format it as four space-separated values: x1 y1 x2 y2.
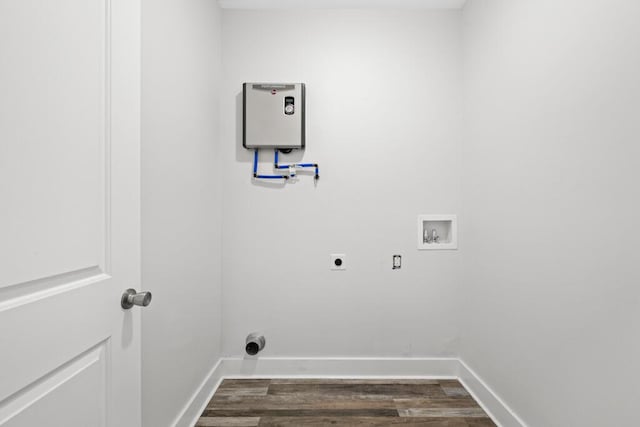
121 289 152 309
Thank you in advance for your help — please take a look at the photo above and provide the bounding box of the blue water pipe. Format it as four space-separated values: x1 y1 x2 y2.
252 149 319 181
253 149 289 180
274 149 319 180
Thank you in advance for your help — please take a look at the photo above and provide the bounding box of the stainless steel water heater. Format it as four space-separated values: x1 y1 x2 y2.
243 83 305 149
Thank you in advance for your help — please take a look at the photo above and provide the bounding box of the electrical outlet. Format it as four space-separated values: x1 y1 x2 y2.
330 254 346 270
393 255 401 270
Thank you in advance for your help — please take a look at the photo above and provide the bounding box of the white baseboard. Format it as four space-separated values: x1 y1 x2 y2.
171 359 225 427
457 359 527 427
218 356 460 378
174 356 524 427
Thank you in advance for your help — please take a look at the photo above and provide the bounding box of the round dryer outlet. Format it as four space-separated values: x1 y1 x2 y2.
330 254 346 271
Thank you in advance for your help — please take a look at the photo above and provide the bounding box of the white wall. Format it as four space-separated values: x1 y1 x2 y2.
139 2 640 424
141 0 223 425
220 10 463 357
461 0 640 425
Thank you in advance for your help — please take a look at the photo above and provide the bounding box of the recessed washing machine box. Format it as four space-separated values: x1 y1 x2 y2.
243 83 305 149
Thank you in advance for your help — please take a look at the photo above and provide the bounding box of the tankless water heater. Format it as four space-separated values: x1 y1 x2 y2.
243 83 305 149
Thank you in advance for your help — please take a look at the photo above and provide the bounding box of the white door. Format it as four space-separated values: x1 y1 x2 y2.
0 0 142 426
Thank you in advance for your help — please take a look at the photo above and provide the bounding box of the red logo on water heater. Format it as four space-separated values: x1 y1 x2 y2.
271 89 277 95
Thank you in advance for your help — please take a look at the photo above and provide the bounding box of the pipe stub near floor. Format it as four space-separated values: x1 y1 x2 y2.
245 333 266 355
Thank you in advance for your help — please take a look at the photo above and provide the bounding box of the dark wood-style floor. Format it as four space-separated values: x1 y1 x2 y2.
197 379 496 426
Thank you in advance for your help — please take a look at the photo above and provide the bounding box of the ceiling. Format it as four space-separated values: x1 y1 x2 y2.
218 0 468 9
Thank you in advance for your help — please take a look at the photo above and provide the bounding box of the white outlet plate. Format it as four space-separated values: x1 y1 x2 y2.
330 254 346 270
393 255 402 269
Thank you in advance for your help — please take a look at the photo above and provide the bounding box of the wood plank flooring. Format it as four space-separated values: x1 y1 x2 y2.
197 379 496 427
